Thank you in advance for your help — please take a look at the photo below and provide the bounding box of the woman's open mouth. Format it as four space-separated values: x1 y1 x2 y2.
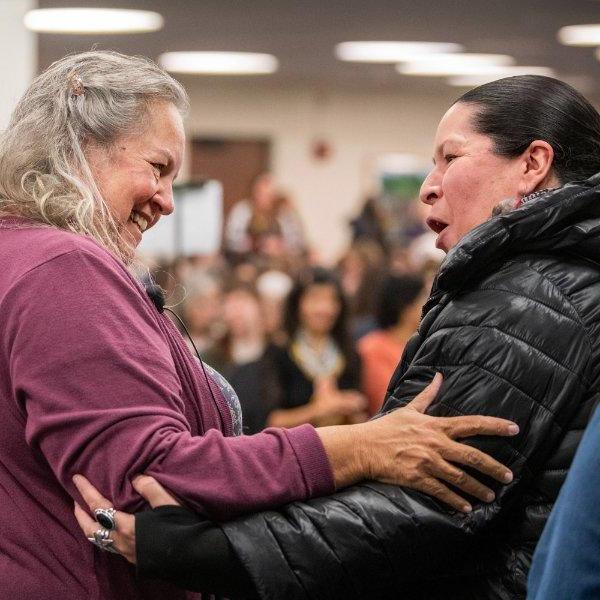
426 217 448 235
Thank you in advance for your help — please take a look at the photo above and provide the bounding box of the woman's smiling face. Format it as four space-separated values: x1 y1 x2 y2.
86 100 185 253
420 102 524 253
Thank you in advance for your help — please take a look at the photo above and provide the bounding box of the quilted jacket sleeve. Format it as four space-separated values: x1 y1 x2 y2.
220 262 594 599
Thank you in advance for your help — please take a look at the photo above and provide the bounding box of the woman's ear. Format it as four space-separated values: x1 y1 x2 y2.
519 140 557 196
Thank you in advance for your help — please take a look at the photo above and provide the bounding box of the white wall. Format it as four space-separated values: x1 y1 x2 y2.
0 0 36 130
184 79 457 263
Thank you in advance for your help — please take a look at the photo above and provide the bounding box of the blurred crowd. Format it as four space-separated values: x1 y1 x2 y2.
143 171 443 434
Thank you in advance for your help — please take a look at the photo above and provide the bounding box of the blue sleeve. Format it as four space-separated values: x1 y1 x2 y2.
528 404 600 599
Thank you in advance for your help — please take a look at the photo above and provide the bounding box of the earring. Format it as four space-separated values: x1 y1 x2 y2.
521 188 553 205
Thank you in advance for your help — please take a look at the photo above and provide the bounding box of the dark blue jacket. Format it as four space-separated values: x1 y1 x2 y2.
528 402 600 599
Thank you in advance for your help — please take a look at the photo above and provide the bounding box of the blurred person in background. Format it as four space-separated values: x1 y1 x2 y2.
349 195 387 250
224 172 306 260
267 268 368 428
337 239 387 339
358 274 427 415
255 268 294 345
83 74 600 600
0 50 519 600
231 257 261 286
387 241 414 275
174 253 225 282
204 283 279 434
181 273 225 355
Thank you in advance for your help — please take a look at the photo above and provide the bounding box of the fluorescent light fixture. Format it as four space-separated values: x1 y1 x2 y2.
335 41 463 63
24 8 163 34
448 66 556 87
159 52 278 75
558 24 600 46
397 54 515 76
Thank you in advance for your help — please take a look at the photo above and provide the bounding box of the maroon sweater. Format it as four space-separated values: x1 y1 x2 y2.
0 218 334 600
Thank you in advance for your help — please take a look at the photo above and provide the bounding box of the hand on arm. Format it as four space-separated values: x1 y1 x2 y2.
73 475 256 599
70 372 517 563
72 474 180 564
66 382 520 600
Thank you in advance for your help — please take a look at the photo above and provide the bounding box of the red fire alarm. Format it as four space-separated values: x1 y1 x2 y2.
311 138 333 161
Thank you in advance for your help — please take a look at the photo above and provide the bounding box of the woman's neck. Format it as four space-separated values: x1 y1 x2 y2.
300 329 330 348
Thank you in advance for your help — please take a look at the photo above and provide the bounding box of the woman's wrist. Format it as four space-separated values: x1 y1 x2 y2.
316 423 369 489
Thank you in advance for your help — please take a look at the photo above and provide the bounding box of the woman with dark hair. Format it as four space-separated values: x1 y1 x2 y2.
358 274 426 415
266 268 367 428
71 73 600 599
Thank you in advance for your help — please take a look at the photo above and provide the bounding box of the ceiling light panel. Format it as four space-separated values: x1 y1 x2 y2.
335 41 463 63
558 25 600 46
448 66 556 87
397 54 515 76
24 8 164 34
159 52 279 75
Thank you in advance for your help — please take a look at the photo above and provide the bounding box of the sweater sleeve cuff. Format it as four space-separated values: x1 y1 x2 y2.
283 423 335 499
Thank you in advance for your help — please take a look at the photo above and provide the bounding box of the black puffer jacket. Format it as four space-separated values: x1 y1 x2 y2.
222 175 600 599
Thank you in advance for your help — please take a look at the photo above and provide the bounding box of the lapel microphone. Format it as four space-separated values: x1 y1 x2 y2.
143 280 221 417
144 281 166 313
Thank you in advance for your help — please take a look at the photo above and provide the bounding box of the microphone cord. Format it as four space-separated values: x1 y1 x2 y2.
143 279 220 414
163 306 220 412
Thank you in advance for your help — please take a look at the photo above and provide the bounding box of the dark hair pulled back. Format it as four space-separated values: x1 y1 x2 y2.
457 75 600 184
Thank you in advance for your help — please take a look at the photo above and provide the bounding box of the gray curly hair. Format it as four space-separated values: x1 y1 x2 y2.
0 50 189 261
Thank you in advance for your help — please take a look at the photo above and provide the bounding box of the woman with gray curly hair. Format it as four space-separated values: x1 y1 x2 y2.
0 51 517 600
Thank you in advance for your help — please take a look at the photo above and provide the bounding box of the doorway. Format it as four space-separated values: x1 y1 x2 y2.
189 137 271 214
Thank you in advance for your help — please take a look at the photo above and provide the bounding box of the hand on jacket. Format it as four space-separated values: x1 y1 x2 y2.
317 373 518 512
70 372 518 569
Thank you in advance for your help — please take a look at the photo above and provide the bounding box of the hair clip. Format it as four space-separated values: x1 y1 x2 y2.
67 71 85 97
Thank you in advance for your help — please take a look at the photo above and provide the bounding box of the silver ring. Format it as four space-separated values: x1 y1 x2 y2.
94 507 117 531
87 528 118 554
